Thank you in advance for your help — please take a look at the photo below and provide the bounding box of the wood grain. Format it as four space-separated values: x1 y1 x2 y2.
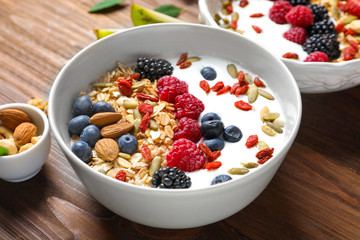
1 0 360 239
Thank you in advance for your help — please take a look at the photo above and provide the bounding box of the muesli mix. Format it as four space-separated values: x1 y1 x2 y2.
68 53 285 189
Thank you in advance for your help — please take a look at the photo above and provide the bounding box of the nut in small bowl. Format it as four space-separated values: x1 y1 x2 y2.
0 103 51 182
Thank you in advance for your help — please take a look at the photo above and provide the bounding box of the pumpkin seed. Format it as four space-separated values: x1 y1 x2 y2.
256 140 269 150
258 89 275 100
125 115 134 124
263 112 280 121
133 108 142 119
123 98 139 109
221 8 228 15
273 118 285 128
247 86 258 103
222 1 231 6
228 168 249 175
91 82 113 87
235 29 245 34
214 13 221 25
261 125 277 136
266 121 283 133
119 152 131 160
241 162 259 169
132 118 140 134
260 106 269 122
149 156 162 177
186 57 201 62
227 64 238 79
231 12 239 21
149 120 158 130
244 73 253 84
131 80 147 89
341 15 358 24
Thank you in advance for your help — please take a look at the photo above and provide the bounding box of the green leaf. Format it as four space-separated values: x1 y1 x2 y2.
89 0 125 13
154 5 183 18
0 146 9 156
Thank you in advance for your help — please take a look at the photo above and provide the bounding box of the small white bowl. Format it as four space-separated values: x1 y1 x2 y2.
0 103 51 182
48 23 301 228
198 0 360 93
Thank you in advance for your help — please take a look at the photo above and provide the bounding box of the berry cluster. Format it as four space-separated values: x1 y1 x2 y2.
151 167 191 189
134 57 173 81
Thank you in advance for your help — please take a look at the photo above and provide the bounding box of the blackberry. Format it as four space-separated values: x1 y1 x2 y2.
302 33 341 60
134 57 173 82
151 167 192 189
286 0 310 6
307 19 336 36
308 4 329 22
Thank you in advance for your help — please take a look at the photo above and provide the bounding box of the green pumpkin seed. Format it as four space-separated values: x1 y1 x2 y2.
149 156 162 177
123 98 139 109
119 152 131 160
227 64 238 79
186 57 201 62
228 168 249 175
258 89 275 100
256 140 269 150
261 125 277 136
241 162 259 169
273 118 285 128
131 80 147 89
260 106 269 122
263 112 280 121
247 86 258 103
214 13 221 25
133 108 142 119
132 118 140 134
91 82 113 87
149 120 159 130
231 12 239 21
266 121 283 133
244 73 253 84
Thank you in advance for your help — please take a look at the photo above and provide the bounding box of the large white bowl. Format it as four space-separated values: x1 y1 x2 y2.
198 0 360 93
48 23 301 229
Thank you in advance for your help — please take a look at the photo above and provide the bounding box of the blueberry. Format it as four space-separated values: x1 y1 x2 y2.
92 101 115 114
200 67 217 80
200 120 224 139
68 115 90 135
203 138 225 151
71 140 92 163
72 95 93 117
211 174 233 185
80 125 101 147
201 112 221 123
223 125 242 142
118 134 138 155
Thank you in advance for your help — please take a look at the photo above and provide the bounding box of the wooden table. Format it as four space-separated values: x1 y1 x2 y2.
1 0 359 239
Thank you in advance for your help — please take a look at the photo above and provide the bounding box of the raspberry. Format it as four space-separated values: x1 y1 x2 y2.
174 93 205 120
174 117 202 143
304 51 329 62
166 138 206 172
348 0 360 18
157 76 188 103
269 1 293 24
285 5 314 28
283 27 307 45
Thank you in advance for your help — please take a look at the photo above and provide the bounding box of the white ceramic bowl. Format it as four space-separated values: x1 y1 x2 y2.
48 23 301 229
0 103 51 182
198 0 360 93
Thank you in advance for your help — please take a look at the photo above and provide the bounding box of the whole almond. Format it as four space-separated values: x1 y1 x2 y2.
101 122 133 138
13 122 37 147
89 112 122 127
0 108 32 130
95 138 119 161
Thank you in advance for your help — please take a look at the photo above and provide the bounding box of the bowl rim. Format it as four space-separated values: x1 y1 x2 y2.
0 103 50 160
48 23 302 194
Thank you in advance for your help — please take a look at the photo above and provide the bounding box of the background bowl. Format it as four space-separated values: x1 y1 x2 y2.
48 23 301 229
0 103 51 182
198 0 360 93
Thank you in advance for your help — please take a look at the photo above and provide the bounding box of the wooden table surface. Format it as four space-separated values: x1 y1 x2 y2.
1 0 360 239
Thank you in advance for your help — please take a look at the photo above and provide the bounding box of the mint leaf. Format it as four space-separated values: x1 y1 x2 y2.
0 146 9 156
89 0 125 13
154 5 183 18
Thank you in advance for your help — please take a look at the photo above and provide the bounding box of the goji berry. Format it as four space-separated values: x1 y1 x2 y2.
115 170 127 182
245 135 258 148
256 147 274 159
118 84 132 97
234 85 249 97
116 78 132 87
130 73 140 80
138 103 153 115
199 80 210 94
258 156 271 164
335 22 345 33
216 85 231 95
239 0 249 7
226 4 233 14
230 82 241 94
205 161 222 170
234 100 252 111
141 144 151 161
254 77 266 88
337 1 348 11
250 13 264 18
179 62 192 69
345 29 355 36
252 25 263 34
282 52 299 59
136 93 159 102
231 19 237 29
343 46 357 61
176 52 188 66
349 40 359 51
211 81 225 92
209 150 221 161
199 142 212 157
140 112 150 132
237 71 246 85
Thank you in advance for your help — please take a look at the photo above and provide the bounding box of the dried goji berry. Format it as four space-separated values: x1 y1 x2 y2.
343 46 357 61
349 40 359 51
245 135 258 148
141 144 151 161
199 80 210 94
140 112 150 132
199 142 212 157
337 1 348 11
130 73 140 80
209 150 221 161
211 81 225 92
205 161 222 170
176 52 188 66
256 147 274 159
335 22 345 33
254 77 266 88
234 85 249 97
136 93 159 102
250 13 264 18
345 29 355 36
231 19 237 29
258 156 271 164
118 84 132 97
226 4 233 14
230 82 241 94
234 100 252 111
216 85 231 96
239 0 249 7
237 71 246 85
282 52 299 59
252 25 263 34
115 170 127 182
138 103 153 115
116 78 132 87
179 62 192 69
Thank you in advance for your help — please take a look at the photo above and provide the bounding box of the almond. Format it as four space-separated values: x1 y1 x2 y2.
95 138 119 161
13 122 37 147
101 122 133 138
0 108 32 130
89 112 122 127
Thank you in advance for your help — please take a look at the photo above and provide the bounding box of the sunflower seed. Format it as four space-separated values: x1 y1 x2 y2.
258 89 275 100
247 86 258 103
266 121 283 133
133 108 142 119
227 64 238 78
260 106 269 122
261 125 277 136
228 168 249 175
